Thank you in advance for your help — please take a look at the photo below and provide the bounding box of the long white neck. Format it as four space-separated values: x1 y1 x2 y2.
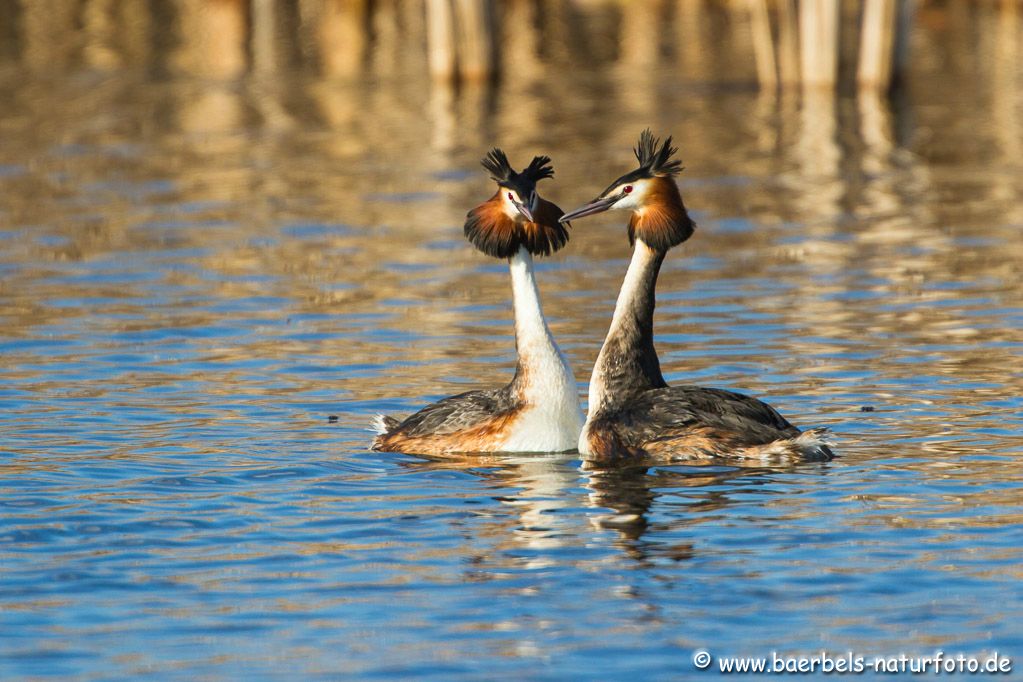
509 246 568 393
501 246 583 451
587 239 667 416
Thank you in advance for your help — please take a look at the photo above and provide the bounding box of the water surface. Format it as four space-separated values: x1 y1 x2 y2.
2 2 1022 679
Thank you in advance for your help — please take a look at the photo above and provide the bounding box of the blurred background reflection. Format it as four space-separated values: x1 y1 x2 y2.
1 1 1021 679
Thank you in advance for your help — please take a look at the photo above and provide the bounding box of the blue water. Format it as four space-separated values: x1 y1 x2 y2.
3 4 1023 679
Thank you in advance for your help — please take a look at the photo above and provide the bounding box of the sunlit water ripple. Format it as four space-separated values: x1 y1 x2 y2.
3 4 1023 679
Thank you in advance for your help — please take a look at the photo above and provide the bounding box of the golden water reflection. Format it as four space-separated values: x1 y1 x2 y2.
1 1 1020 443
2 6 1022 674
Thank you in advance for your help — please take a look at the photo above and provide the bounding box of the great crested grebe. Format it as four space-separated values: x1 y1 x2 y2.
559 130 833 463
372 150 583 455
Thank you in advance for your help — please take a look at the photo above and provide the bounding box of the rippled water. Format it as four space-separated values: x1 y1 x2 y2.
2 2 1023 679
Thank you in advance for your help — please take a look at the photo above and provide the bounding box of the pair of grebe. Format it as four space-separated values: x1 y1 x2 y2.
373 131 833 463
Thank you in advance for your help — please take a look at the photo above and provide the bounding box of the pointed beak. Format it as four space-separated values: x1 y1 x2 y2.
559 196 617 223
512 199 535 223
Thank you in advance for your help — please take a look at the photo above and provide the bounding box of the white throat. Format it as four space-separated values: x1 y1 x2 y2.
503 246 583 451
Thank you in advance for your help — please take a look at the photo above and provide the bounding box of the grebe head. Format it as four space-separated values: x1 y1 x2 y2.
465 149 570 259
560 130 695 251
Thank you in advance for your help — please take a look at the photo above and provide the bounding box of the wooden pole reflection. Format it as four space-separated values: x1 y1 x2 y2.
748 0 778 90
313 0 369 79
20 0 78 73
172 0 247 79
990 0 1022 225
798 0 839 88
858 0 898 89
777 0 800 85
426 0 457 80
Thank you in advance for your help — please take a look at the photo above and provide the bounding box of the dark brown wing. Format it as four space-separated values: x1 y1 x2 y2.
372 385 528 455
610 385 800 451
379 387 520 440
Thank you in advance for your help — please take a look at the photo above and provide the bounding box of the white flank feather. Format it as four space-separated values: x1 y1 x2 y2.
370 414 390 435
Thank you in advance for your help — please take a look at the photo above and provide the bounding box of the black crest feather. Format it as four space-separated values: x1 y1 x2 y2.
634 129 683 177
598 129 685 198
481 148 514 183
521 155 554 183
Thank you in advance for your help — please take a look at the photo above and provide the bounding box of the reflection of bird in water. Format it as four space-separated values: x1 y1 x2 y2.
399 452 580 572
583 463 711 566
584 464 655 537
373 151 583 455
560 130 833 464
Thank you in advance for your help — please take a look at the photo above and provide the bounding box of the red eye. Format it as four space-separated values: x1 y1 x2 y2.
623 185 633 194
508 193 514 201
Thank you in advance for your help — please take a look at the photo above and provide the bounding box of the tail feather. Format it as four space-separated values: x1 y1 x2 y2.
370 414 400 435
793 427 835 461
742 427 835 462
